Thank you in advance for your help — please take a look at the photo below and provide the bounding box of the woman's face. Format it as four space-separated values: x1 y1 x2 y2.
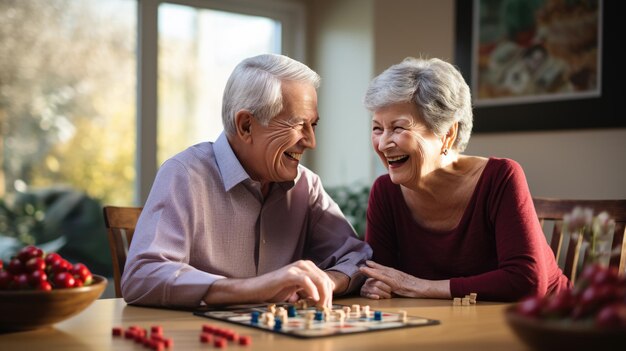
371 102 443 186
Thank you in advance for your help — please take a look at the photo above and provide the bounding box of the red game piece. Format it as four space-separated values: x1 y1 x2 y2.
238 335 252 346
151 325 163 335
202 324 214 333
112 326 123 336
214 337 227 348
163 338 173 348
200 333 213 343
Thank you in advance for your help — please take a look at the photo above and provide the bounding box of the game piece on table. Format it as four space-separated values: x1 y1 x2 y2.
268 304 277 314
151 325 163 335
399 310 408 323
363 305 371 318
239 335 252 346
287 305 297 317
336 310 346 325
352 304 361 318
461 297 470 306
314 311 323 321
214 338 227 348
373 310 382 321
452 297 462 306
342 306 351 316
250 311 260 324
200 333 212 343
112 326 123 336
163 337 173 348
274 318 283 331
469 293 478 304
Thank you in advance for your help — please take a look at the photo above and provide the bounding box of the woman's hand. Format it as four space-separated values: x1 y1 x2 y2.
359 260 451 299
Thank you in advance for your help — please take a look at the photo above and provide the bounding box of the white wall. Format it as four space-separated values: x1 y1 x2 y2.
307 0 375 187
307 0 626 199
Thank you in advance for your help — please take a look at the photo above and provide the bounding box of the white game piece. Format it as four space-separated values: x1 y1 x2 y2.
461 297 470 306
343 306 351 318
452 297 462 306
363 305 371 318
399 310 408 323
469 293 478 304
352 304 360 318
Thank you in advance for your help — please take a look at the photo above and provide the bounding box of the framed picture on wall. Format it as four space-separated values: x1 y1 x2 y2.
455 0 623 133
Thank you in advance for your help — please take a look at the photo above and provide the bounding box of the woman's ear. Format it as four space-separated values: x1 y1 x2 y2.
234 110 254 143
442 122 458 151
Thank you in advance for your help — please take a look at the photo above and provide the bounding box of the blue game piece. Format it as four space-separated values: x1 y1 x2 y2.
250 311 259 324
374 310 382 321
274 318 283 331
314 311 323 321
287 305 297 317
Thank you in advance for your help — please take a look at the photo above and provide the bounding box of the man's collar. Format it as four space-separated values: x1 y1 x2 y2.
214 132 250 192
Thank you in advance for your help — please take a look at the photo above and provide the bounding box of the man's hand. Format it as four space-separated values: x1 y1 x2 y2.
203 260 336 308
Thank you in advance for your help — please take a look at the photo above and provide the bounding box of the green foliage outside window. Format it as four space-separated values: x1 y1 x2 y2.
326 185 370 239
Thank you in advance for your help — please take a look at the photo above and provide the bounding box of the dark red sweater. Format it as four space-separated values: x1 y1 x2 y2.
366 157 571 302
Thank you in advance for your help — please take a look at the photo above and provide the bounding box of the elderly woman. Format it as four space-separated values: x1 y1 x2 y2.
359 57 570 302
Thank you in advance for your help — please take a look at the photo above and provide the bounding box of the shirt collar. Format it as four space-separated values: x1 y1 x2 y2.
214 131 299 193
214 132 250 192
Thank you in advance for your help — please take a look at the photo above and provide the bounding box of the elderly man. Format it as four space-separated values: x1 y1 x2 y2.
121 54 371 309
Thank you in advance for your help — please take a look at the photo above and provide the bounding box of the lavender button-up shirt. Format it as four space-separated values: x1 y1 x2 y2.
121 132 372 308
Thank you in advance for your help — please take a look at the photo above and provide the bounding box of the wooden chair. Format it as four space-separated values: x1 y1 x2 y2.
532 197 626 284
102 206 142 298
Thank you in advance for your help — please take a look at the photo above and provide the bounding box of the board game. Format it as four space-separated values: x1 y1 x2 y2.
193 302 440 339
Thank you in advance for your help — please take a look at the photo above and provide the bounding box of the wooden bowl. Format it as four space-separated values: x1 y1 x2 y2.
504 304 626 351
0 275 107 332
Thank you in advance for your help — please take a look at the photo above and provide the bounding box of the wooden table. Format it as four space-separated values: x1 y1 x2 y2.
0 297 530 350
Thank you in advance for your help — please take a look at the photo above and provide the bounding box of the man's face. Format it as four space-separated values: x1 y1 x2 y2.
249 80 318 185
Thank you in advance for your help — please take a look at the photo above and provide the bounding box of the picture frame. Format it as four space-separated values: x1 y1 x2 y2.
455 0 623 133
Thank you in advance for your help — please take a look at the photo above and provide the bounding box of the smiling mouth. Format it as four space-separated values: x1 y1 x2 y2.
386 155 409 165
285 152 302 161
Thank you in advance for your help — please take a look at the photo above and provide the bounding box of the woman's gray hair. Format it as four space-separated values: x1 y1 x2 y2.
364 57 473 152
222 54 320 136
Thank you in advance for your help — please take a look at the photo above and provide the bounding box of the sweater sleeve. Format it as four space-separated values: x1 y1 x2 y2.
450 159 563 301
365 176 399 267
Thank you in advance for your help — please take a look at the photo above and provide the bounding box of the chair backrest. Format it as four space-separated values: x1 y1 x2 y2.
532 197 626 284
102 206 142 298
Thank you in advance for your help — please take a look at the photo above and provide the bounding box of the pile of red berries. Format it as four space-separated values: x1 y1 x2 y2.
515 263 626 329
0 245 93 291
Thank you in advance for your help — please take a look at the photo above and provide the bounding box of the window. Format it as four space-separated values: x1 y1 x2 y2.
158 4 281 163
0 0 136 205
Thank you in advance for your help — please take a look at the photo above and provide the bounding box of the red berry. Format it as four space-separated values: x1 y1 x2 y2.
71 263 93 285
595 303 626 328
28 269 47 286
44 252 62 268
35 280 52 291
15 273 30 289
25 257 46 273
516 295 544 318
0 270 13 289
542 290 574 318
53 271 76 288
7 258 25 275
17 245 43 263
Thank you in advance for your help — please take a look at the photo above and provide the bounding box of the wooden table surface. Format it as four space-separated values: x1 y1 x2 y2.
0 296 530 350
